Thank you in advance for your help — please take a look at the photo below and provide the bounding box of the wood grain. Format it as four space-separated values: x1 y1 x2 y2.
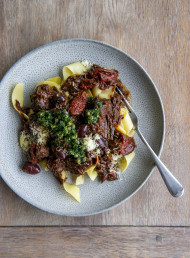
0 227 189 257
0 0 190 226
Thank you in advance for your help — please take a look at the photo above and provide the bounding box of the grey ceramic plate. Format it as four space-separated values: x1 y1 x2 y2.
0 39 165 216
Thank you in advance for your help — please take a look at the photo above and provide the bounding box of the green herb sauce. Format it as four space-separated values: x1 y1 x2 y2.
85 100 102 124
35 110 85 163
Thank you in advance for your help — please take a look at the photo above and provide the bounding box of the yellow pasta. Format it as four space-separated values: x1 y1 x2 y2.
12 83 24 108
121 108 134 136
63 62 88 81
116 108 134 136
59 170 80 202
63 182 80 202
115 124 126 135
38 159 49 171
61 170 66 180
76 175 85 185
46 76 62 85
92 85 114 99
86 165 98 181
118 152 135 172
85 89 93 97
86 156 99 181
12 83 29 119
19 132 30 152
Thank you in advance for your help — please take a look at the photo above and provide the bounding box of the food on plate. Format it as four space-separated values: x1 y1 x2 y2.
12 61 136 202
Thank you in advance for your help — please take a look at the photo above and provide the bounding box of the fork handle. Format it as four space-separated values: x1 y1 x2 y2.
136 128 184 197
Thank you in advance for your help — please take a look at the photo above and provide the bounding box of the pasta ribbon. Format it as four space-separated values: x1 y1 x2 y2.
61 170 66 180
92 85 114 99
85 89 93 97
12 83 29 119
38 159 49 171
63 62 88 81
46 76 62 85
118 152 135 172
20 132 30 152
60 170 80 202
86 156 99 181
76 175 85 185
86 166 98 181
116 108 134 136
63 182 80 202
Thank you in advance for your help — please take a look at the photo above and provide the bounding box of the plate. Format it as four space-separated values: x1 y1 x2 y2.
0 39 165 216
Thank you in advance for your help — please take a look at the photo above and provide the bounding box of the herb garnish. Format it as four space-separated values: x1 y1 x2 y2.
35 110 85 163
85 100 102 124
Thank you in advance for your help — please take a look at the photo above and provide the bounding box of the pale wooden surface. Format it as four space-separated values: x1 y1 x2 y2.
0 0 189 230
0 227 190 258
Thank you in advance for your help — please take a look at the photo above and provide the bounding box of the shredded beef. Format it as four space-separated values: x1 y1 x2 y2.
62 76 82 98
28 143 49 164
92 93 123 140
96 152 118 182
116 79 131 100
31 84 58 111
47 157 66 183
65 157 91 176
108 132 123 156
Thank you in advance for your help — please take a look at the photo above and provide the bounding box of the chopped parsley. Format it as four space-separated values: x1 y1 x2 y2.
35 110 53 128
87 96 95 103
35 109 85 163
97 101 102 108
85 100 102 124
85 109 100 124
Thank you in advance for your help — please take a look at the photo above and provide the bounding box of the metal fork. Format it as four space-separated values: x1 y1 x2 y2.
116 87 184 197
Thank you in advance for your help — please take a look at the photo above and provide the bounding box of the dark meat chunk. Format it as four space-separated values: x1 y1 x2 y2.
61 75 83 97
93 68 118 83
120 135 136 155
28 143 49 164
93 68 118 90
79 78 97 89
47 157 66 183
93 93 123 140
96 153 118 182
69 91 89 115
65 157 91 176
116 79 131 101
27 143 38 164
31 84 58 111
96 137 108 149
108 131 122 156
36 144 50 160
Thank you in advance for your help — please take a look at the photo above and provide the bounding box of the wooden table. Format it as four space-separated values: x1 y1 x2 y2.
0 0 189 257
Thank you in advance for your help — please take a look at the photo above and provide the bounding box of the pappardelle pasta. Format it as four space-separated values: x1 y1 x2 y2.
12 61 136 202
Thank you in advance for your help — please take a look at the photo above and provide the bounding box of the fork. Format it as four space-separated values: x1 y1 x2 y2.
116 87 184 197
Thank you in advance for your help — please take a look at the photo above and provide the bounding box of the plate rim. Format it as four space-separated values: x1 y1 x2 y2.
0 38 165 216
